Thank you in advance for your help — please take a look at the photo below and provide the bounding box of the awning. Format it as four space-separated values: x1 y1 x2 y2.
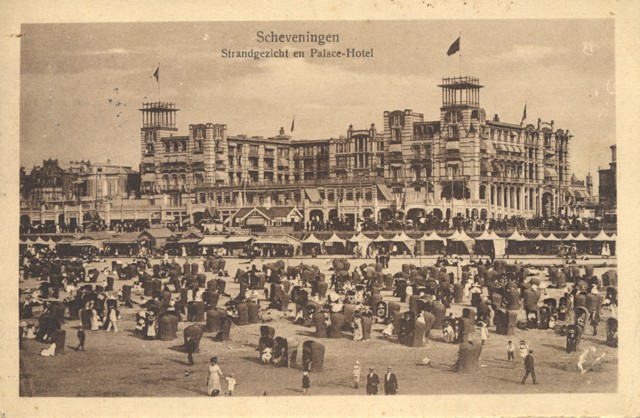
390 163 403 168
178 238 202 244
224 236 252 243
481 160 492 174
105 238 140 245
214 171 226 181
302 234 323 244
492 162 504 173
507 229 529 241
445 140 460 150
544 168 558 178
531 233 547 241
419 231 445 242
476 230 493 240
514 146 524 154
377 184 394 201
494 144 505 152
449 230 474 242
391 232 415 243
198 236 226 246
70 240 101 247
545 148 556 155
569 232 590 242
574 191 584 198
254 236 301 246
348 233 372 243
304 188 322 202
542 233 560 241
592 230 615 241
324 233 346 245
389 143 402 153
480 139 494 154
372 234 390 242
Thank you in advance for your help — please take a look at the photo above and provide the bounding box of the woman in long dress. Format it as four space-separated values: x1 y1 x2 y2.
90 308 101 331
207 356 224 396
353 315 363 342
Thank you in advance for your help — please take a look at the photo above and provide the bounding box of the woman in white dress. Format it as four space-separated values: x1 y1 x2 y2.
207 356 224 396
352 314 363 342
90 308 101 331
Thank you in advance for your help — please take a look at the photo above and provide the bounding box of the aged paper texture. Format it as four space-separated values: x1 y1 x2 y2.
1 0 639 416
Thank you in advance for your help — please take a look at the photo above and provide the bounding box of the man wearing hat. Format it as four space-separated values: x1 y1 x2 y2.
383 366 398 395
521 350 538 384
366 367 379 395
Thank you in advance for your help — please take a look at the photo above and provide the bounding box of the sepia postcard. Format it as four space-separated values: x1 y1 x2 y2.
1 1 640 417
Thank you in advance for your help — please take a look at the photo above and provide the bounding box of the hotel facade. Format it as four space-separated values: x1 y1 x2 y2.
21 75 578 229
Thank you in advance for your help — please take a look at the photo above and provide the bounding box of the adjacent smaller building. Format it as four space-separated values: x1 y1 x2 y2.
598 145 617 210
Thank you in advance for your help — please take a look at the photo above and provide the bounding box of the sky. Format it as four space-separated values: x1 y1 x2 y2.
20 20 615 186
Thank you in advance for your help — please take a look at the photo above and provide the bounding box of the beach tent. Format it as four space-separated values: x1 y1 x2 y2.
323 233 347 255
592 230 614 241
448 230 475 254
369 234 391 253
391 232 416 254
301 234 323 255
348 233 372 255
505 229 530 255
475 230 506 257
417 231 446 255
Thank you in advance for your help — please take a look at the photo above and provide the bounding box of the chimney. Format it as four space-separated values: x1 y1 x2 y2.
610 145 616 162
493 114 499 122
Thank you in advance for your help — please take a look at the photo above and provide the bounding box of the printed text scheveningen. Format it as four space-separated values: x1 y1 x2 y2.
256 31 340 45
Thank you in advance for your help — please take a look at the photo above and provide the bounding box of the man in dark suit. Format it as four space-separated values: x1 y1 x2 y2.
521 350 538 384
384 366 398 395
366 368 379 395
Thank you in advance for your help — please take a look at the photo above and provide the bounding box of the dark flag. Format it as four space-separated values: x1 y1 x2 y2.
153 67 159 83
290 115 295 133
447 37 460 56
521 103 527 123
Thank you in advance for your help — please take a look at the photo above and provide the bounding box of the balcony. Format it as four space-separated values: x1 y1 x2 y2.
389 153 403 162
264 150 275 159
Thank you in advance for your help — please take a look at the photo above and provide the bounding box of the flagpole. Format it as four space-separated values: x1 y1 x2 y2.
459 32 462 77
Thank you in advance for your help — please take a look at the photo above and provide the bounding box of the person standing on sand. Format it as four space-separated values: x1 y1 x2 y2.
76 328 86 351
185 337 197 366
206 356 224 396
521 350 538 385
507 340 515 364
366 368 379 395
225 373 237 396
383 366 398 395
302 371 310 395
518 340 529 364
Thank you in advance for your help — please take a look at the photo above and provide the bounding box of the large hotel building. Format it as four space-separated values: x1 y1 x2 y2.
138 75 571 225
21 75 579 229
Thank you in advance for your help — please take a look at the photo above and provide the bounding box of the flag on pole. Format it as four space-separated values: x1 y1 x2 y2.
521 103 527 124
290 115 295 132
153 67 159 83
447 37 460 56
